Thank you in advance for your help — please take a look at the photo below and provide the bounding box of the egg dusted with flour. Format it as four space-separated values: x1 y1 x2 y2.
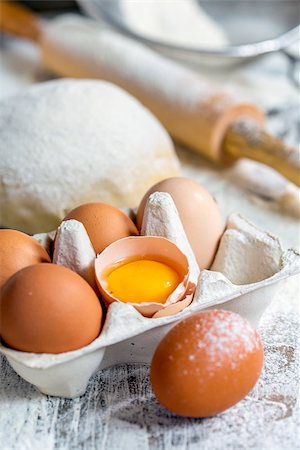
0 79 180 234
151 310 264 417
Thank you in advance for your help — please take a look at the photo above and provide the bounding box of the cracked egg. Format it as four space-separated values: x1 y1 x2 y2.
95 236 196 318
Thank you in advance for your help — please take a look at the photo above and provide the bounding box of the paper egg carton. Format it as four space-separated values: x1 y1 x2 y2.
0 193 299 398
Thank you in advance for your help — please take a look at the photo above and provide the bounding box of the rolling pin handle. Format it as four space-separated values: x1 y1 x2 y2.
0 1 42 42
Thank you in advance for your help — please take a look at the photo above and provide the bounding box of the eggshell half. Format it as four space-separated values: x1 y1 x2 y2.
95 236 195 318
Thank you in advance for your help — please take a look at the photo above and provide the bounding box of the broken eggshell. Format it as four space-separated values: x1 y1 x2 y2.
94 236 195 318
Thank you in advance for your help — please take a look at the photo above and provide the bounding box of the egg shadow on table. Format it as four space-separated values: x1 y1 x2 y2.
85 363 193 423
88 363 226 429
84 363 207 447
86 364 286 450
92 362 288 417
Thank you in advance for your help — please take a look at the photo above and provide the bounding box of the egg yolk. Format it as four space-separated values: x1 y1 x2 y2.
106 259 180 304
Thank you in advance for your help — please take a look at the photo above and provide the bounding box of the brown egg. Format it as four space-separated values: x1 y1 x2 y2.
137 177 224 269
0 229 51 291
62 202 139 254
0 263 103 353
151 310 264 418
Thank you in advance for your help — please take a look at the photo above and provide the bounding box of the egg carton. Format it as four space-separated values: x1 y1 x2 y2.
0 193 299 398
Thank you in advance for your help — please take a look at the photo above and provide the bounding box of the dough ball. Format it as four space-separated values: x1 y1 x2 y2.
0 79 180 233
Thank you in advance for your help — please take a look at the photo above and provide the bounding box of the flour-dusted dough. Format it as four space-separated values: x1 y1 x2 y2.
0 79 180 233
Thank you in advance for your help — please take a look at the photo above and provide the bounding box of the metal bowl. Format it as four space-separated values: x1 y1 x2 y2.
78 0 299 64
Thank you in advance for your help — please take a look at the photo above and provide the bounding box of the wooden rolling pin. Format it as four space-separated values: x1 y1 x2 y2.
1 1 299 186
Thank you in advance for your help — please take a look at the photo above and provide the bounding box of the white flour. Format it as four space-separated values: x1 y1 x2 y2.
121 0 228 48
